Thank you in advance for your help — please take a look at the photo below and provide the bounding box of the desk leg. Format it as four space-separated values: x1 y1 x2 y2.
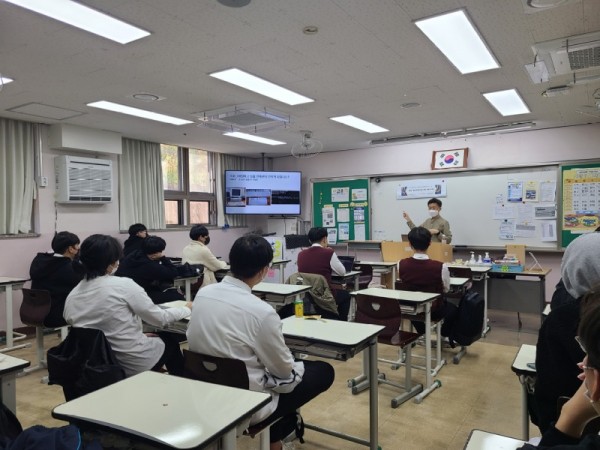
539 276 546 327
367 338 379 450
221 428 236 450
414 302 442 403
520 375 529 441
1 285 28 354
279 267 285 284
482 275 490 337
185 280 192 302
391 266 397 290
1 373 18 415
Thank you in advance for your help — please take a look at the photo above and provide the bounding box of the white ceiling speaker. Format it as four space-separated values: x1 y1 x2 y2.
291 131 323 159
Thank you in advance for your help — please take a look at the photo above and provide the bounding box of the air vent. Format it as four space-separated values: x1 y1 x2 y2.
533 31 600 77
193 103 291 132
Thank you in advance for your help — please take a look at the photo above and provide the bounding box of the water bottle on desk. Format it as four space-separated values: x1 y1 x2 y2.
468 251 476 266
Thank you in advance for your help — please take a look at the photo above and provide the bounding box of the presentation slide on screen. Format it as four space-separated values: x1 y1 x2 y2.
225 171 301 214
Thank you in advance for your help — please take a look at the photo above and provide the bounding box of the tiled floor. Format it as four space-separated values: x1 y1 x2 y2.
8 311 540 450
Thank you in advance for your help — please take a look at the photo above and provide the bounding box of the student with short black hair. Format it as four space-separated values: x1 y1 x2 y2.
116 235 183 304
64 234 191 377
182 224 229 287
29 231 83 327
403 197 452 243
123 223 148 256
187 235 335 450
399 227 452 335
297 227 350 320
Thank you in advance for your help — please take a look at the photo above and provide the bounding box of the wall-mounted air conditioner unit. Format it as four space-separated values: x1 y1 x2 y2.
55 155 112 204
533 31 600 77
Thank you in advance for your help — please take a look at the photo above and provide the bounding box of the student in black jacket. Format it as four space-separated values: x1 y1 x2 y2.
115 235 183 304
29 231 83 327
123 223 147 257
520 293 600 449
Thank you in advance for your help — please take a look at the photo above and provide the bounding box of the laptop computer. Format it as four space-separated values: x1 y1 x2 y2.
338 255 356 273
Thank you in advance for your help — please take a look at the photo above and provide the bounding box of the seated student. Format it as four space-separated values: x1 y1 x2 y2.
115 236 184 304
29 231 83 328
398 227 452 335
534 232 600 433
519 292 600 450
187 235 335 450
123 223 147 257
63 234 191 377
181 225 229 287
296 227 351 321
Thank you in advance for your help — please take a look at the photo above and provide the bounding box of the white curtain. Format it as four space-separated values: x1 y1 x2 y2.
119 138 165 230
216 153 246 227
0 118 36 234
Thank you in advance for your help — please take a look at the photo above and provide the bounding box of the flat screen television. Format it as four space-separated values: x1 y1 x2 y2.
224 170 301 215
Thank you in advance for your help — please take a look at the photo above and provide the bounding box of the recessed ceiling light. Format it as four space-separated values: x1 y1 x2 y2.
209 68 314 106
223 132 286 145
483 89 531 116
0 75 14 85
4 0 150 44
87 101 193 125
415 9 500 74
330 115 389 133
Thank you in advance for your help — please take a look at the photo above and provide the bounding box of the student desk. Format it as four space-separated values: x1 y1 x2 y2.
173 275 200 302
0 354 30 414
0 277 29 352
511 344 537 440
331 270 361 291
52 371 270 450
355 261 397 289
464 429 525 450
271 259 291 283
350 287 442 403
450 277 470 289
251 282 311 307
281 317 383 450
488 269 552 325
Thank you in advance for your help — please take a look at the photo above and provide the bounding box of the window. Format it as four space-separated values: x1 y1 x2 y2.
160 144 215 226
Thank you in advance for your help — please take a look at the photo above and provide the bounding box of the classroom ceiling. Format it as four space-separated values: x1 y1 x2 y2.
1 0 600 158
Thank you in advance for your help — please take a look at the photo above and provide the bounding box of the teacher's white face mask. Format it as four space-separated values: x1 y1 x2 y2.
428 209 439 218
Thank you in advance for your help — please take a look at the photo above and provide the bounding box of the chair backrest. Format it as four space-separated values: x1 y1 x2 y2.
285 272 338 315
355 294 403 342
20 288 52 327
338 255 356 273
183 349 249 390
448 266 472 280
353 263 373 289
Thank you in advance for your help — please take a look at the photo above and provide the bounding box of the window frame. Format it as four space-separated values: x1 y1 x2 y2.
162 146 216 227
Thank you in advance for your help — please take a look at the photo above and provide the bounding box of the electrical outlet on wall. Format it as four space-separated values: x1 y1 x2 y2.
37 176 49 188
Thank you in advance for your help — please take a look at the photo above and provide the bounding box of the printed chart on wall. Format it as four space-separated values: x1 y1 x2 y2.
312 179 369 244
561 163 600 248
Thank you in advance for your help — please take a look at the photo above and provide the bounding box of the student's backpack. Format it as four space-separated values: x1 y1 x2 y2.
449 289 484 347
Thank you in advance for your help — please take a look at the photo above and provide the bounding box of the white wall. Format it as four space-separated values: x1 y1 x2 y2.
272 123 600 302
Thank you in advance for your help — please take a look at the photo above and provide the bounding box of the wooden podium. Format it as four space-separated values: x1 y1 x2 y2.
380 241 453 287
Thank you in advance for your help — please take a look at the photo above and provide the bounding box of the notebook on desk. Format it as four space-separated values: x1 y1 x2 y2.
338 255 356 273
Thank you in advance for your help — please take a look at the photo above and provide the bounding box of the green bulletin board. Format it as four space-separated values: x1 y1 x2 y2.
312 179 370 243
560 162 600 249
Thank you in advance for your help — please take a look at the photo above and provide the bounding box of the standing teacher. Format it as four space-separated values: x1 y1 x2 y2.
403 197 452 244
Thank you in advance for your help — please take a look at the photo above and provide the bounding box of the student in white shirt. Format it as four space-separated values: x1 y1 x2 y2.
187 235 335 450
64 234 192 377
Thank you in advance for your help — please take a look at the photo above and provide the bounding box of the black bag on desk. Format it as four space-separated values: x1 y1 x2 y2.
449 289 484 347
176 262 202 278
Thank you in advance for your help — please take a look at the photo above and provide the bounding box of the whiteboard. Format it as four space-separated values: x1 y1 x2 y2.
370 166 558 248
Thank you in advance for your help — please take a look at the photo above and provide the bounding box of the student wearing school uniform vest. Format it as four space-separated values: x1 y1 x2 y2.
398 226 452 335
297 227 351 321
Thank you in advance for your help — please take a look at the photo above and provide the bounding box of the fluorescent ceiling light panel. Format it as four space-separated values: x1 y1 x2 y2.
210 68 314 106
415 10 500 74
223 131 286 146
483 89 531 116
87 101 193 125
0 76 14 85
330 115 389 133
5 0 150 44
